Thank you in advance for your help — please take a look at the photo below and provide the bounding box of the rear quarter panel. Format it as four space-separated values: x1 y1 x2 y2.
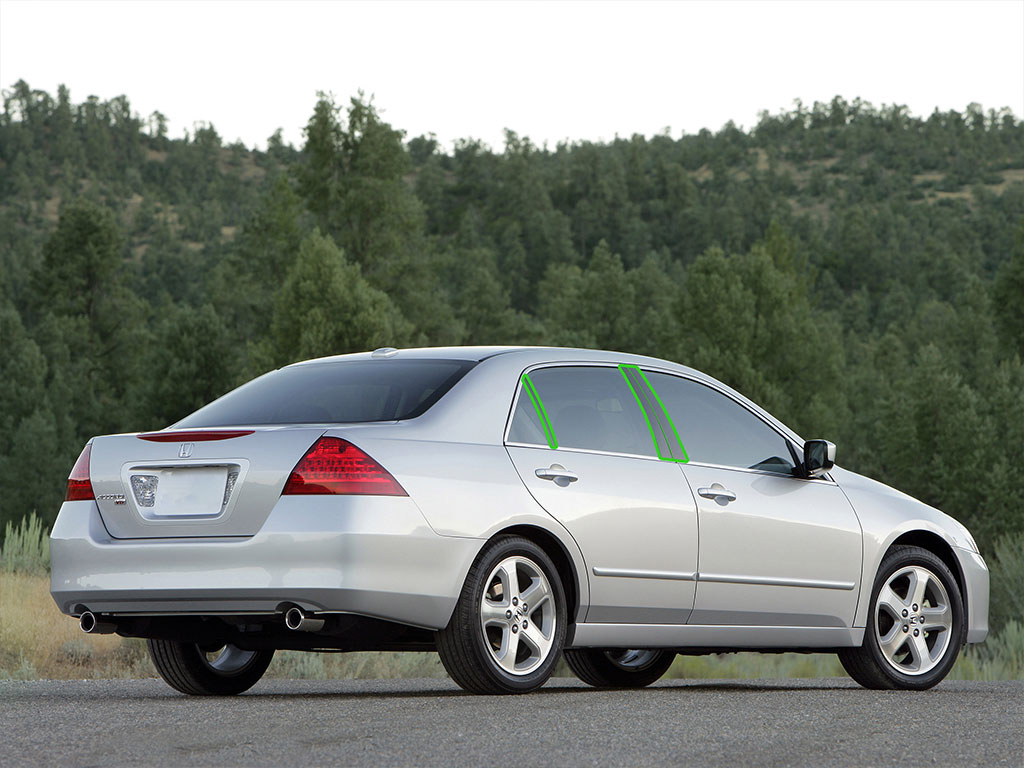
369 436 592 622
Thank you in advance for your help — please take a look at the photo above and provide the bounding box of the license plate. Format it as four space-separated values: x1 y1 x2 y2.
132 466 231 518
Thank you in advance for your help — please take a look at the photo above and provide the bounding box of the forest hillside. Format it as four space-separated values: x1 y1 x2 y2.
1 82 1022 589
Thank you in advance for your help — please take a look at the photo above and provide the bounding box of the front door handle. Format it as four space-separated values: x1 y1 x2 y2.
698 485 736 502
535 465 578 486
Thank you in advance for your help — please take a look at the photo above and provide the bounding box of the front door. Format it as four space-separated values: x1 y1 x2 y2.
639 370 863 628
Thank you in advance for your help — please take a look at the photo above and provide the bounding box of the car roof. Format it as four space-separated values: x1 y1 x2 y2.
288 346 524 365
289 346 698 374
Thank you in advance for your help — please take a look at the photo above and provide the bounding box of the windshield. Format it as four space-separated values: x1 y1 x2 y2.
174 359 476 427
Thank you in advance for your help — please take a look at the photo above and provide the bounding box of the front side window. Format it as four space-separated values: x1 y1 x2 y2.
643 372 795 474
507 366 656 457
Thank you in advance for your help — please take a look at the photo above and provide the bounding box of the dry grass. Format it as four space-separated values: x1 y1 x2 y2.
121 192 145 228
0 572 154 679
42 195 61 223
266 650 448 680
985 167 1024 193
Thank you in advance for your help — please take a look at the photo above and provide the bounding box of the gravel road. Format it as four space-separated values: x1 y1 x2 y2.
1 677 1021 767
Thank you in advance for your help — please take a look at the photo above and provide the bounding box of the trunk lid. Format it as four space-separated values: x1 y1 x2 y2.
89 427 327 538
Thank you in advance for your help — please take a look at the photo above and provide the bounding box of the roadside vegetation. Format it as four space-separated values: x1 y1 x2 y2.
1 84 1021 681
3 519 1021 681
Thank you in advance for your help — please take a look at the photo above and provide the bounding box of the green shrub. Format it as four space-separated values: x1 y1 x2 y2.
0 655 39 681
984 620 1024 676
0 513 50 576
954 621 1024 681
987 531 1024 634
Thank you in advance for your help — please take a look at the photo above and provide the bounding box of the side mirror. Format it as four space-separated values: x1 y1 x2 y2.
803 439 836 478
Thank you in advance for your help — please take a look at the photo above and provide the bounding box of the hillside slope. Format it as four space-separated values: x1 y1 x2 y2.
1 83 1022 564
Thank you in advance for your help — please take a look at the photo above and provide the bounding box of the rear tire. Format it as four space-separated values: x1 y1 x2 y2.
565 648 675 688
148 639 274 696
436 535 567 694
838 545 963 690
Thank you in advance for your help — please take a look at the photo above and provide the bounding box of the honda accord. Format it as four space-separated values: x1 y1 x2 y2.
50 346 989 694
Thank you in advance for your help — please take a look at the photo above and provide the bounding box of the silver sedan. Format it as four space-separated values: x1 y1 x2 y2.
50 346 989 695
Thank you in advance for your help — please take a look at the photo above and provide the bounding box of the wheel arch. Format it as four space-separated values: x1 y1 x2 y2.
888 529 968 637
855 520 967 631
494 524 583 635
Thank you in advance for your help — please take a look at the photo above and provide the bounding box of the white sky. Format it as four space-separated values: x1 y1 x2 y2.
1 0 1022 151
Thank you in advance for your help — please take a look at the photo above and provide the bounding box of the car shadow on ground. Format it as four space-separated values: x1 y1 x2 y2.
2 677 987 703
246 679 864 700
243 678 989 700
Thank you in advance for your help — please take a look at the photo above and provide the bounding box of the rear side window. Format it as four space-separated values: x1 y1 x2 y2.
508 366 656 457
643 372 795 474
175 359 476 427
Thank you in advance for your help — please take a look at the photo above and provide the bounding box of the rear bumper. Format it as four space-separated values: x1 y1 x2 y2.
957 546 989 644
49 497 483 631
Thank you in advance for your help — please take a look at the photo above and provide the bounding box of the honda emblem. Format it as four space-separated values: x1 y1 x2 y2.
178 442 194 458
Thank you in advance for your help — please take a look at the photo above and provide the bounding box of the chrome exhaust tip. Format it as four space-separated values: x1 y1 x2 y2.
79 611 116 634
284 607 325 633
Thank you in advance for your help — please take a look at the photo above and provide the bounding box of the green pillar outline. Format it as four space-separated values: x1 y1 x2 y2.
619 364 689 463
636 367 689 462
521 373 558 449
617 365 669 460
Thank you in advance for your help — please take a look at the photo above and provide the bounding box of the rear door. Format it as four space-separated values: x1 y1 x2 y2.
639 370 863 628
505 365 699 625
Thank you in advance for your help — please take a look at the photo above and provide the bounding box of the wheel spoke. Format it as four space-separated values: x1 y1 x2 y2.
520 621 552 660
878 625 907 662
496 626 520 673
506 561 524 600
920 604 951 632
520 580 551 614
481 600 510 625
877 584 907 618
493 562 514 603
909 567 930 608
908 632 932 671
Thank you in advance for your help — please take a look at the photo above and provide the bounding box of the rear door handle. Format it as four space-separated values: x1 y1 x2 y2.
535 465 578 485
698 485 736 502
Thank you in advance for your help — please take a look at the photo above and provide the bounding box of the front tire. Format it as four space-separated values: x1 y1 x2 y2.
148 639 274 696
838 545 963 690
565 648 675 688
436 535 567 694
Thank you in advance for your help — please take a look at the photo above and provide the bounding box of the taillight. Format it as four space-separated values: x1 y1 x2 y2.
282 438 407 496
66 443 94 501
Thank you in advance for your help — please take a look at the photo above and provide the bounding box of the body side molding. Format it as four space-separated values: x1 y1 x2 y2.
697 573 857 591
592 567 697 581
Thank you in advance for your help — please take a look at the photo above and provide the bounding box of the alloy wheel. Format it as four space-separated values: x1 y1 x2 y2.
604 649 662 671
874 565 953 676
479 555 557 675
199 644 261 675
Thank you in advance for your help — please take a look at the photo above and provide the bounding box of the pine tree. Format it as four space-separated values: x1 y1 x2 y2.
271 231 411 363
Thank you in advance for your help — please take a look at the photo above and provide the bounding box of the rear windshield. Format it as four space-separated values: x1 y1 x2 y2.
174 359 476 427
